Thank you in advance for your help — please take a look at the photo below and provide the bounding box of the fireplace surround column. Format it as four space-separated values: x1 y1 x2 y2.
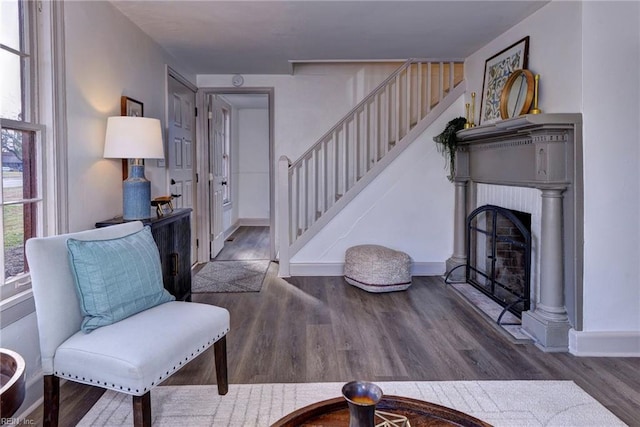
446 180 468 282
522 187 571 351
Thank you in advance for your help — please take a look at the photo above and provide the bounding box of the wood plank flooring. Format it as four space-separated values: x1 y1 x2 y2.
25 227 640 425
214 226 270 261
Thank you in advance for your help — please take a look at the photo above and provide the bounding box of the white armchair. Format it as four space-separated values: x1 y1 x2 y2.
25 221 229 426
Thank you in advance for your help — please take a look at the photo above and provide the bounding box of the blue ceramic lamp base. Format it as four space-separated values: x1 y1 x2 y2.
123 164 151 220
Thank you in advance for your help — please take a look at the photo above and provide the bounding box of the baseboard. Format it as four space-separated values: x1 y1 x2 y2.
411 262 446 276
288 262 445 277
224 222 240 239
237 218 270 227
568 328 640 357
289 263 344 276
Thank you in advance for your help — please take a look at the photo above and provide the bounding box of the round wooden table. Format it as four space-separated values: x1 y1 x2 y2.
271 395 491 426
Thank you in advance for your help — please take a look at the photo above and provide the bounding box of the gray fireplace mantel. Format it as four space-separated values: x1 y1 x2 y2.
447 113 583 352
455 113 582 188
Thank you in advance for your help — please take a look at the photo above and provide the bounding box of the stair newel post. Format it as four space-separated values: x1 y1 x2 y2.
278 155 291 277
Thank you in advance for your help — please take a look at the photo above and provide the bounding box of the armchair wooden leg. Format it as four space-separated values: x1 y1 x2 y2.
43 375 59 427
132 392 151 427
214 335 228 395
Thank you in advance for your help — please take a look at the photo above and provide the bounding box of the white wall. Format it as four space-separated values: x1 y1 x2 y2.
579 2 640 336
198 63 401 163
464 1 583 119
237 108 270 221
64 1 194 232
464 0 640 354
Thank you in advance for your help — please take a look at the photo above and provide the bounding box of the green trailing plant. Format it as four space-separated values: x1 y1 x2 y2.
433 117 467 181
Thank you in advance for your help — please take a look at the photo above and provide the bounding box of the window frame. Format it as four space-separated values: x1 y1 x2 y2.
0 0 64 319
221 107 231 206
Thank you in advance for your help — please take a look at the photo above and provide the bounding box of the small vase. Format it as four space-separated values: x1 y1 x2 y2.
342 381 383 427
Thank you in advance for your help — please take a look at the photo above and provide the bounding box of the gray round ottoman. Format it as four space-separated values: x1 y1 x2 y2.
344 244 412 293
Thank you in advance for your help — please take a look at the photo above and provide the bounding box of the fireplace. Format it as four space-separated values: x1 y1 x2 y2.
446 114 583 352
467 205 531 320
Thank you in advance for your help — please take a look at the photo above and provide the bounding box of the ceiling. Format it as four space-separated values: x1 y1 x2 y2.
111 1 548 75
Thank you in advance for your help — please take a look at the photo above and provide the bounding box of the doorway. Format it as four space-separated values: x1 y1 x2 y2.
197 88 275 263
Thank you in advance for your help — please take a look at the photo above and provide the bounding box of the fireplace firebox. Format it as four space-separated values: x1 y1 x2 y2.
466 205 531 321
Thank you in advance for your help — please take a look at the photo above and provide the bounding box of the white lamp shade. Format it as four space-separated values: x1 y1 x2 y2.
104 116 165 159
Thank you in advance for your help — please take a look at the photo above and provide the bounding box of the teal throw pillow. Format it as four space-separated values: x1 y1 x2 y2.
66 226 174 333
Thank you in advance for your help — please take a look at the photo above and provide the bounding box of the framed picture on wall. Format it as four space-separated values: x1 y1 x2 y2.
120 96 144 179
479 36 529 125
121 96 144 117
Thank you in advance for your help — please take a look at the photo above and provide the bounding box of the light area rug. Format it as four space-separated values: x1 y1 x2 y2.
77 381 625 427
193 260 270 293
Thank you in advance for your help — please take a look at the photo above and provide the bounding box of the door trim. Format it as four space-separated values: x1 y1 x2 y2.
196 87 276 261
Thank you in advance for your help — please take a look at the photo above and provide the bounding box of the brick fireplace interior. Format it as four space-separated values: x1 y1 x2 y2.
467 204 531 319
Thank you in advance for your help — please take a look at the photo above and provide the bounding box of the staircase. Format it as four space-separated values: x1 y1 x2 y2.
278 59 465 276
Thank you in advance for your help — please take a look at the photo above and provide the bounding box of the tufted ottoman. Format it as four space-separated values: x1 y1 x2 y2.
344 244 412 292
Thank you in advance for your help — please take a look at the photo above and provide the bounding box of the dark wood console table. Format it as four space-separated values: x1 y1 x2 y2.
272 395 491 426
96 208 192 301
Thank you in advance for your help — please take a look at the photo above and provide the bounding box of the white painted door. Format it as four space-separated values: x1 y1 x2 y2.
168 76 197 264
208 95 227 258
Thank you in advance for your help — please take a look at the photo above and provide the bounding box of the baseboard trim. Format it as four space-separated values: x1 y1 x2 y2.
238 218 270 227
411 262 446 276
289 263 343 276
288 262 445 277
224 223 240 239
568 329 640 357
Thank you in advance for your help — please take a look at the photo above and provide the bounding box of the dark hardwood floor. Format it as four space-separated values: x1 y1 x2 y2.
214 226 270 261
25 229 640 425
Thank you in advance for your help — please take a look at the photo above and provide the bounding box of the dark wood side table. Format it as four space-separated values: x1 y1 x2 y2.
271 395 491 427
96 208 192 301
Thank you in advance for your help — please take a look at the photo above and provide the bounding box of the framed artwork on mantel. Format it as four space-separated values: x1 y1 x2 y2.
120 96 144 179
479 36 529 125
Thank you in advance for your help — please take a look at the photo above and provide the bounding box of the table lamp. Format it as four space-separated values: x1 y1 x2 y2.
104 116 164 220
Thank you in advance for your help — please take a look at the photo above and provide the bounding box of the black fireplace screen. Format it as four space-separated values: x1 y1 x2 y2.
466 205 531 319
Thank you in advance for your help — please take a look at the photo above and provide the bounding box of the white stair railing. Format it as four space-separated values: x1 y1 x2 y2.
278 59 464 276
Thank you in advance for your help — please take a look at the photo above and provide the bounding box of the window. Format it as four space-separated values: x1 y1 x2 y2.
222 108 231 205
1 0 46 300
